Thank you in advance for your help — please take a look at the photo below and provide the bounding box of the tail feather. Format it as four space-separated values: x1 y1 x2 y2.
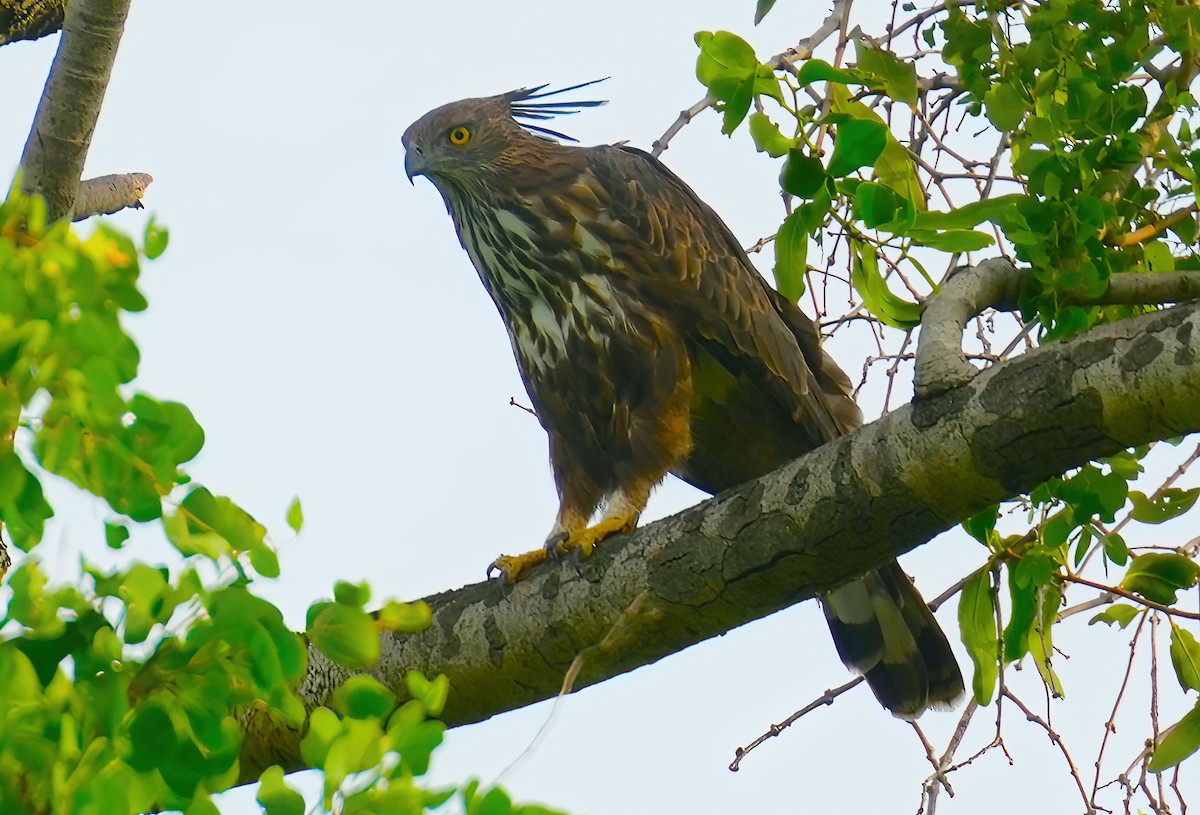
821 562 964 718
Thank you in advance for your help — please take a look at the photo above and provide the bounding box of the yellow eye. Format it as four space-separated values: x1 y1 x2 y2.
448 126 471 146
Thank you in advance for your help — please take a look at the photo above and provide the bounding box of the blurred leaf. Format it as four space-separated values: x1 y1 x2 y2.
285 496 304 534
333 674 396 720
406 671 450 717
753 0 778 25
334 580 371 607
308 602 380 669
143 217 170 260
103 521 130 550
257 766 306 815
378 600 432 635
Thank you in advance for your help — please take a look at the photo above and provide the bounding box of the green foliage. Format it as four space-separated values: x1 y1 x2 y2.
958 569 998 704
0 190 570 815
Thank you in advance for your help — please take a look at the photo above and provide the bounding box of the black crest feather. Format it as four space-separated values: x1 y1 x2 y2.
505 78 608 142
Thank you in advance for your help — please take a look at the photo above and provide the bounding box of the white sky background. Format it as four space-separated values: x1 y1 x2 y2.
2 1 1198 813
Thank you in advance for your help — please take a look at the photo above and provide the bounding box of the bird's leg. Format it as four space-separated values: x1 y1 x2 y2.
487 481 654 582
549 481 652 558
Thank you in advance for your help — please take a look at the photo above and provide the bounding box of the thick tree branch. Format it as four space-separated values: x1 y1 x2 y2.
71 171 152 220
18 0 131 221
0 0 63 45
239 299 1200 782
915 260 1200 397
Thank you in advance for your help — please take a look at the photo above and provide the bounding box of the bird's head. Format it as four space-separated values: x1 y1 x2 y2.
402 81 607 187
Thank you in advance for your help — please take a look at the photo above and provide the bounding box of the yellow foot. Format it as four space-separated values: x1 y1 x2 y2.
487 514 639 582
487 548 550 582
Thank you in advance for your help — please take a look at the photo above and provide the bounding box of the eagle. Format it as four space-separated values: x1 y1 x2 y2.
402 83 964 718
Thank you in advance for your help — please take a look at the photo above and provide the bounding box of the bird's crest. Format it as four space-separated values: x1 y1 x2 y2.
504 79 608 142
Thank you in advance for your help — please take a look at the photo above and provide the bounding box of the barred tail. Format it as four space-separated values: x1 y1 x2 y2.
820 562 965 718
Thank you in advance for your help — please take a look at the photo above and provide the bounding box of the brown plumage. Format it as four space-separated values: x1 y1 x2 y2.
403 84 963 718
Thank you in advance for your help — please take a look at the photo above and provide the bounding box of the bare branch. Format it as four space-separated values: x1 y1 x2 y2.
915 259 1200 397
238 300 1200 782
18 0 133 221
71 172 153 220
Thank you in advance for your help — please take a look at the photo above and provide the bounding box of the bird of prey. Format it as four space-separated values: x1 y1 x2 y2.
403 83 964 718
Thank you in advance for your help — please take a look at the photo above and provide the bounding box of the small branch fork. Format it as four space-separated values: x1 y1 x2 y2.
15 0 149 221
651 0 853 157
914 259 1200 398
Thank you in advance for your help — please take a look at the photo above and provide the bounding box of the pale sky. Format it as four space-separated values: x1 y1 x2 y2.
1 1 1197 813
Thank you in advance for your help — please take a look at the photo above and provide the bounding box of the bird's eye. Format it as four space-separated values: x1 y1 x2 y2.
448 126 472 146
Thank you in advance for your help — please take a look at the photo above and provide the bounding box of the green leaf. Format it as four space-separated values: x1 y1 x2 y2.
308 602 380 669
285 496 304 533
1129 488 1200 524
911 194 1026 230
958 570 998 705
907 228 995 252
1120 553 1200 605
855 41 918 104
983 83 1029 131
1170 625 1200 691
748 112 793 157
473 787 514 815
333 674 397 720
796 59 859 87
300 707 341 769
378 599 433 634
694 30 759 130
406 671 450 717
772 210 809 303
143 216 170 260
323 718 385 796
962 505 999 546
256 766 306 815
1027 583 1064 697
1149 702 1200 772
854 182 913 229
1003 566 1037 660
753 0 778 25
1104 532 1129 566
333 580 371 607
827 118 889 177
1144 240 1176 273
104 521 130 549
849 239 924 329
1088 603 1141 628
779 149 827 197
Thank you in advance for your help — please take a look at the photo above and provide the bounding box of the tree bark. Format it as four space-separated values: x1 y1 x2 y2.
18 0 131 221
239 298 1200 782
0 0 63 45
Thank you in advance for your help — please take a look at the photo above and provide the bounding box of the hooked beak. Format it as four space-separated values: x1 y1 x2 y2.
404 148 426 185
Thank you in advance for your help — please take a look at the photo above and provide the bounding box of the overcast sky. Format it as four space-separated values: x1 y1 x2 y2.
2 1 1198 813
